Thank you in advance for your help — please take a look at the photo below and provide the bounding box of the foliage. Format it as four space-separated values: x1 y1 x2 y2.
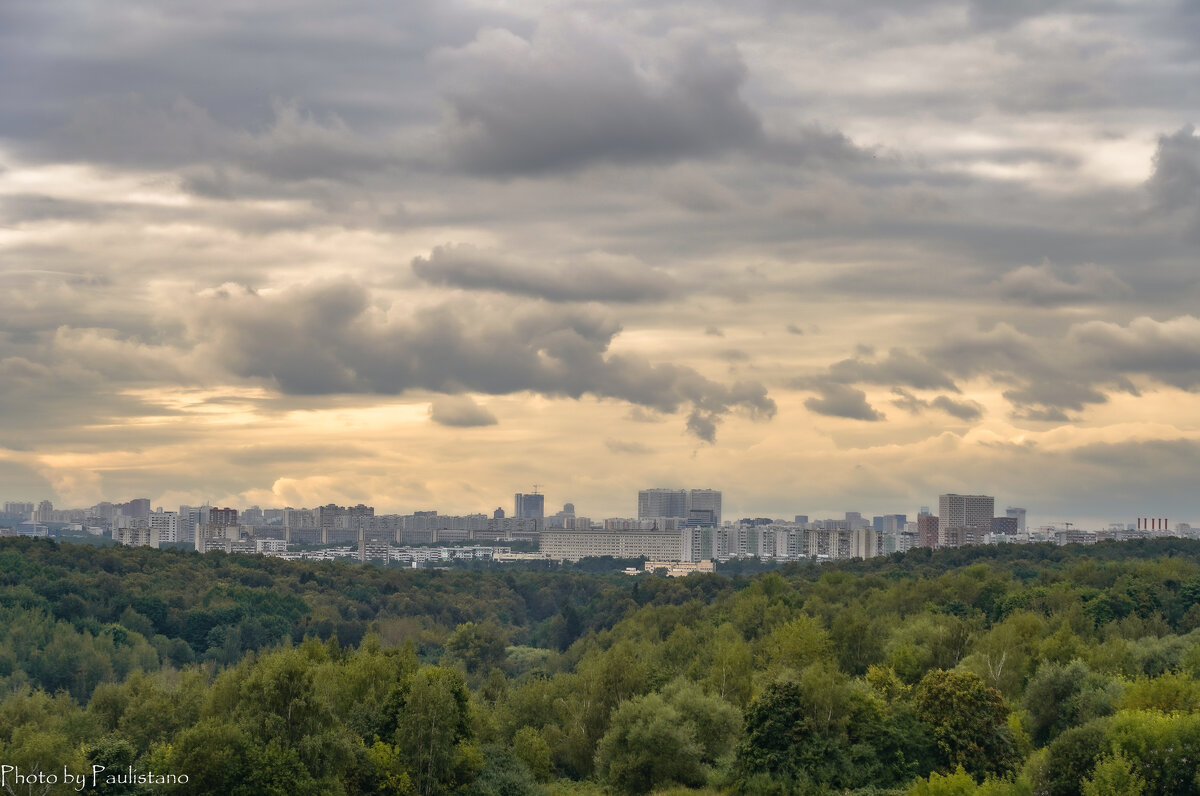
912 669 1020 779
8 536 1200 793
595 693 706 794
1081 752 1144 796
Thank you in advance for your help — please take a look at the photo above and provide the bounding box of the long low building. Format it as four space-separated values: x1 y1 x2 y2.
540 529 685 561
644 560 716 577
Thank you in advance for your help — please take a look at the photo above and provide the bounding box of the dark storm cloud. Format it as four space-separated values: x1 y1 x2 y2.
803 383 884 421
411 244 679 303
429 395 499 427
194 280 775 440
432 21 762 175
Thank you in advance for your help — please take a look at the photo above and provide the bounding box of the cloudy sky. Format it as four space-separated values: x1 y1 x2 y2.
3 0 1200 526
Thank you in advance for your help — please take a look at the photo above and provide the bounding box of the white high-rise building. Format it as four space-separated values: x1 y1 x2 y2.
851 528 881 558
939 494 994 546
149 511 180 545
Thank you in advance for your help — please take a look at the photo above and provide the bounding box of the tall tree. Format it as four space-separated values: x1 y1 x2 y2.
912 669 1020 780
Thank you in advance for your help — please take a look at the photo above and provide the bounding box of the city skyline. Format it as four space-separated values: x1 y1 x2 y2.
3 3 1200 525
9 486 1187 564
3 486 1189 534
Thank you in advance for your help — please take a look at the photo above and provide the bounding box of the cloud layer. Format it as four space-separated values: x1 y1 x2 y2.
191 281 774 441
3 0 1200 522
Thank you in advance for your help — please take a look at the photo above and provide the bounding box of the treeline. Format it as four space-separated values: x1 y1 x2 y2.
6 538 1200 793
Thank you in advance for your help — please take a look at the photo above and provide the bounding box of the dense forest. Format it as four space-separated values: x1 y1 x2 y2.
5 538 1200 794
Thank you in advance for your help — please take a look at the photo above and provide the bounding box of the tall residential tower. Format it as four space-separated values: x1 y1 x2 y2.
938 493 994 547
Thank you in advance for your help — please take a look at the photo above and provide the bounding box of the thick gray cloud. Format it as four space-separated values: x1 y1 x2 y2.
43 97 402 185
917 324 1118 418
996 261 1130 306
890 388 983 421
0 353 183 451
1148 125 1200 239
193 280 775 440
927 324 1044 381
429 395 498 427
1071 315 1200 389
432 20 762 174
411 244 678 303
931 395 983 421
827 348 958 391
805 321 1130 421
6 0 1200 517
0 1 478 151
1002 379 1109 417
804 383 884 421
805 311 1200 423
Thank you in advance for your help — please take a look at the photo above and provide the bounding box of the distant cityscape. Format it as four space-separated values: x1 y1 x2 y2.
2 489 1195 570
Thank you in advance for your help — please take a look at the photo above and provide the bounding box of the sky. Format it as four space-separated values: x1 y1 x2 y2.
2 1 1200 527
